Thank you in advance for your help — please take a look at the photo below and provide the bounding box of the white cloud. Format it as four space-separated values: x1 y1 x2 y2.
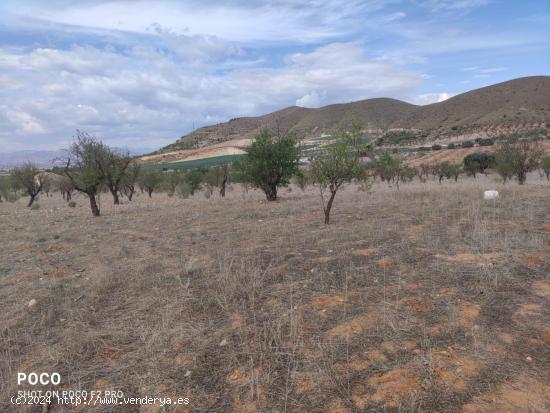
411 92 454 105
0 42 422 150
6 110 48 134
8 0 381 44
296 90 327 107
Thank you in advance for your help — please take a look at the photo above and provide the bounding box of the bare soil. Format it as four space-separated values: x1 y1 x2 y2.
1 176 549 412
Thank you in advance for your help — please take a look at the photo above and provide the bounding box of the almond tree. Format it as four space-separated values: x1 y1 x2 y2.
100 149 133 204
495 138 543 185
63 131 108 216
311 123 366 224
233 129 301 201
11 163 44 207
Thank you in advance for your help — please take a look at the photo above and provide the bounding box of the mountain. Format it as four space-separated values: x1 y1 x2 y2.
162 76 549 152
393 76 550 131
0 150 66 170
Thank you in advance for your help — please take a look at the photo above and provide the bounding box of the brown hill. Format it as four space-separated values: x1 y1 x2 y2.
393 76 550 131
161 76 549 152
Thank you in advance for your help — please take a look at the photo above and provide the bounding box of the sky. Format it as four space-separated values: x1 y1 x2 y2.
0 0 548 152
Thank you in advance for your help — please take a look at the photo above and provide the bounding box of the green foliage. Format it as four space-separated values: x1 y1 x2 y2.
204 164 231 197
447 143 456 149
184 169 204 195
540 156 550 180
495 138 543 184
478 138 494 146
139 171 163 197
381 130 422 145
233 129 301 201
0 174 18 202
64 132 108 195
434 162 461 182
463 152 495 177
311 122 366 224
461 140 474 148
293 169 310 191
11 162 43 207
176 181 193 198
162 170 184 196
374 152 404 186
431 144 442 151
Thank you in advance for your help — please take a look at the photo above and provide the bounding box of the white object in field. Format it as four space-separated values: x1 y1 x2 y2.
483 190 499 200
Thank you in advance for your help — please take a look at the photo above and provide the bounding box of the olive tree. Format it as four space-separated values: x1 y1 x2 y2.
11 163 44 207
311 128 365 224
234 129 301 201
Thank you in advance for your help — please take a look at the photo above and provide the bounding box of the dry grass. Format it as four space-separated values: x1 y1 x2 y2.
1 174 549 412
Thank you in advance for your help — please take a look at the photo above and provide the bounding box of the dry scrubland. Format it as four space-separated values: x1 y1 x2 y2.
1 176 549 412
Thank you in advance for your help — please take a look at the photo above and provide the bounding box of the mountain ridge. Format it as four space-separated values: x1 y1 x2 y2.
167 76 549 151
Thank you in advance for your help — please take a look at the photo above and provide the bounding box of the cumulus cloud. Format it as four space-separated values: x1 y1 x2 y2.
0 42 422 150
0 0 546 151
411 92 454 105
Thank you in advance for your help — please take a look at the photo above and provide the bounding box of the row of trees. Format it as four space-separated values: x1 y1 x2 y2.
2 129 548 224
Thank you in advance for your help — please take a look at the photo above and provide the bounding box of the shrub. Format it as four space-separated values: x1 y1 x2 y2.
68 201 77 208
447 143 456 149
463 152 495 177
176 182 192 198
432 144 442 151
479 138 495 146
461 140 474 148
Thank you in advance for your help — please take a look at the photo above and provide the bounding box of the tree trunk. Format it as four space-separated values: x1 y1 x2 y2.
127 186 135 201
324 190 337 225
88 193 100 216
148 188 153 198
264 185 277 201
27 193 37 207
110 188 120 204
220 177 227 197
517 171 526 185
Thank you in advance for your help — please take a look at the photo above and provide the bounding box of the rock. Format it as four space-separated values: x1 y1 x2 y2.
27 299 37 308
219 338 228 346
483 190 499 200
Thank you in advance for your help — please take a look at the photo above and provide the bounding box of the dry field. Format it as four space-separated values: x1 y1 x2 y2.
1 176 549 412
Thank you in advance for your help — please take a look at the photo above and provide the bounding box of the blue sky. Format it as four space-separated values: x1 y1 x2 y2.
0 0 548 151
